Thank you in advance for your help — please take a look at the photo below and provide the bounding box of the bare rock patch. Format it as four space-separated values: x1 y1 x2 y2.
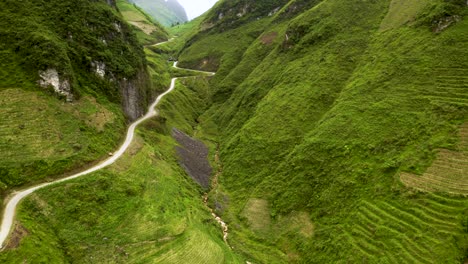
172 128 211 189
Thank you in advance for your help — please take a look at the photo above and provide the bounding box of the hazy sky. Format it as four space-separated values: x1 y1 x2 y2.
176 0 219 20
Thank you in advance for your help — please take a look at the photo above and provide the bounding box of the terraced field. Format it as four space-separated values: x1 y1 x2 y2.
125 228 226 264
399 64 468 194
400 122 468 195
0 88 124 189
116 0 168 45
0 89 74 163
345 193 467 263
426 68 468 108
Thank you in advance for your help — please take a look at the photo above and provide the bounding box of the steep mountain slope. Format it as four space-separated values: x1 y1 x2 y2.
0 1 241 263
0 49 243 262
165 0 189 23
129 0 188 27
116 0 169 45
178 0 468 262
1 0 467 263
0 0 155 211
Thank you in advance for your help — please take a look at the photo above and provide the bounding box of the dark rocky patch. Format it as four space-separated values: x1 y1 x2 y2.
172 128 211 189
4 222 29 249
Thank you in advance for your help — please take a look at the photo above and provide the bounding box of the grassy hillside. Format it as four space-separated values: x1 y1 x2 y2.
130 0 188 27
0 0 246 263
117 0 169 45
0 55 244 262
0 0 156 207
2 0 467 263
178 0 468 262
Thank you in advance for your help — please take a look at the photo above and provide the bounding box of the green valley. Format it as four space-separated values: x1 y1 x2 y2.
177 0 468 262
1 0 468 263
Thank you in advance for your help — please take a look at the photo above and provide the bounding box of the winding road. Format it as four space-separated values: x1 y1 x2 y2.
0 51 215 249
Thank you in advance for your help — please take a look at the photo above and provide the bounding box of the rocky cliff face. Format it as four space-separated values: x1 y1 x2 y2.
0 0 153 121
119 68 152 120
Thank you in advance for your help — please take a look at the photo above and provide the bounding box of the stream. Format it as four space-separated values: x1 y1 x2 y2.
203 147 230 246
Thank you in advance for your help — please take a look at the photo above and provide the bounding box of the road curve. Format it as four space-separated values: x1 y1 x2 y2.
0 60 215 248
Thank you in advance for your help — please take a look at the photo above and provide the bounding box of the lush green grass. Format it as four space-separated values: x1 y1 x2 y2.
159 77 213 134
0 132 238 263
0 75 243 263
168 16 203 37
0 89 125 197
166 16 208 57
0 0 155 208
0 0 243 263
116 0 169 45
340 193 467 263
379 0 432 31
401 123 468 194
144 47 172 94
2 0 468 262
0 0 147 93
130 0 187 27
0 27 241 261
177 0 468 262
178 18 270 73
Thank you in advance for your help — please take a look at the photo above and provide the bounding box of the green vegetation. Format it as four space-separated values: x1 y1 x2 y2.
0 68 243 262
168 16 204 37
0 0 147 93
177 0 468 262
0 0 154 206
0 3 243 259
160 77 213 134
0 88 125 196
116 0 169 45
401 123 468 194
130 0 188 27
379 0 431 31
179 18 271 73
2 0 468 262
201 0 289 30
0 118 240 263
167 16 207 55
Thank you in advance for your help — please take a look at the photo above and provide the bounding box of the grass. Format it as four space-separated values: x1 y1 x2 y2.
158 77 213 135
379 0 432 31
0 74 244 263
0 88 125 201
0 0 156 204
168 16 203 37
116 0 169 45
2 0 468 262
178 18 270 73
401 149 468 194
0 24 244 260
241 199 271 232
0 0 148 90
176 0 468 262
341 194 467 263
129 0 187 27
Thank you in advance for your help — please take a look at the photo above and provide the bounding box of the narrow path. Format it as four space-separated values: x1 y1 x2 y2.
0 56 214 249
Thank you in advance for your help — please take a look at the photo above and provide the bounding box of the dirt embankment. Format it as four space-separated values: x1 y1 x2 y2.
172 128 212 189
